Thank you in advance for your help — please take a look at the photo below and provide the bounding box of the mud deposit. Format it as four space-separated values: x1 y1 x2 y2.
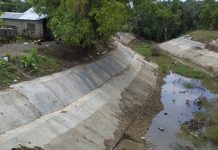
108 65 161 150
146 73 218 150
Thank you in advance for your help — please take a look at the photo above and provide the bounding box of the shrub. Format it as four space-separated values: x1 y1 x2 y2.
0 59 16 85
21 48 39 71
15 35 26 43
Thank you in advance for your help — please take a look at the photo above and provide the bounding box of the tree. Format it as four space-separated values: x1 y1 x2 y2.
180 0 202 31
0 0 32 12
32 0 129 47
198 0 218 29
0 10 4 27
14 0 32 12
211 7 218 30
131 0 181 42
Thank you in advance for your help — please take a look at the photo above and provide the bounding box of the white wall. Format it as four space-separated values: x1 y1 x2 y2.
4 19 44 39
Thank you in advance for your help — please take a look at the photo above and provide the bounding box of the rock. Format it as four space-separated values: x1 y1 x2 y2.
23 42 29 45
210 39 218 47
13 80 18 83
195 46 203 50
35 39 42 45
186 100 190 107
102 51 107 55
140 136 146 142
185 145 195 150
185 35 192 40
61 111 67 113
158 127 164 132
3 56 9 62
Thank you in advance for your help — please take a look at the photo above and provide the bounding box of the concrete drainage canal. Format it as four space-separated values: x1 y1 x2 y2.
1 33 218 150
0 36 159 150
145 72 218 150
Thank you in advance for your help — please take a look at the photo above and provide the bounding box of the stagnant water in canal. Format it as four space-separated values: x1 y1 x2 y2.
146 72 218 150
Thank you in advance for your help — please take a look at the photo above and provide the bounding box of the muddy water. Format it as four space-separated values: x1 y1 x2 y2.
146 73 218 150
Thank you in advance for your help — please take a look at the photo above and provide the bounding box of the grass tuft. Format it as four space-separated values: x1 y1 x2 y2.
0 59 17 86
183 82 195 89
134 43 152 57
0 48 61 89
188 30 218 43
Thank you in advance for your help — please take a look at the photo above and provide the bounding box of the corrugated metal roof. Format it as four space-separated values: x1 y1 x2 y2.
0 7 48 21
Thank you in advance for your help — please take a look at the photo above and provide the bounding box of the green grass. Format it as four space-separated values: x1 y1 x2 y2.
36 55 61 76
202 78 218 94
194 112 207 121
199 97 214 109
207 126 218 144
133 41 218 145
134 43 152 57
132 43 218 93
155 55 207 79
18 48 61 76
183 82 195 89
0 60 17 87
204 108 218 144
188 30 218 43
133 43 207 77
0 50 62 88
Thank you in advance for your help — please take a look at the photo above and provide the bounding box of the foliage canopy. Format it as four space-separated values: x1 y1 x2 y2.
32 0 129 47
131 0 218 42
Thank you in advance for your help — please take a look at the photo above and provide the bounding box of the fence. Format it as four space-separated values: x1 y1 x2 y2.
0 26 17 41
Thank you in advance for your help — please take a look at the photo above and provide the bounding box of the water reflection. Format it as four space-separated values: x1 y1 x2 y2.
145 73 218 150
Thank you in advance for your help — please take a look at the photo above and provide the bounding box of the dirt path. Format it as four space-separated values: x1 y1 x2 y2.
0 42 43 56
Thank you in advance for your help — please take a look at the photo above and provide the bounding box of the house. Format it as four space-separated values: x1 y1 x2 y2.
0 7 48 39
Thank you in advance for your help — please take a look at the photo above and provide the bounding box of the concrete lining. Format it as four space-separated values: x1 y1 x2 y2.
159 36 218 76
0 34 158 150
116 32 136 45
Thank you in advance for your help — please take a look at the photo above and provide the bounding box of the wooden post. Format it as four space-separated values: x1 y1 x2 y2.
164 27 168 41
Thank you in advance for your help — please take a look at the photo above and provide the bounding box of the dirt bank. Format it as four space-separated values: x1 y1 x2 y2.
0 40 113 90
105 68 163 150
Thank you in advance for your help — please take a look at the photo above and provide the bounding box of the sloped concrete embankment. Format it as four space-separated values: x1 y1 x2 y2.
159 36 218 76
0 37 158 150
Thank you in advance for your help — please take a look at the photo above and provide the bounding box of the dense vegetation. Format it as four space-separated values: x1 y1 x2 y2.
0 0 218 46
0 0 32 27
131 0 218 42
32 0 129 47
0 49 61 88
31 0 218 46
0 0 32 12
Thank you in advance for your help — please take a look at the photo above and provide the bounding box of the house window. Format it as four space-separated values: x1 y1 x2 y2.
27 23 35 34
